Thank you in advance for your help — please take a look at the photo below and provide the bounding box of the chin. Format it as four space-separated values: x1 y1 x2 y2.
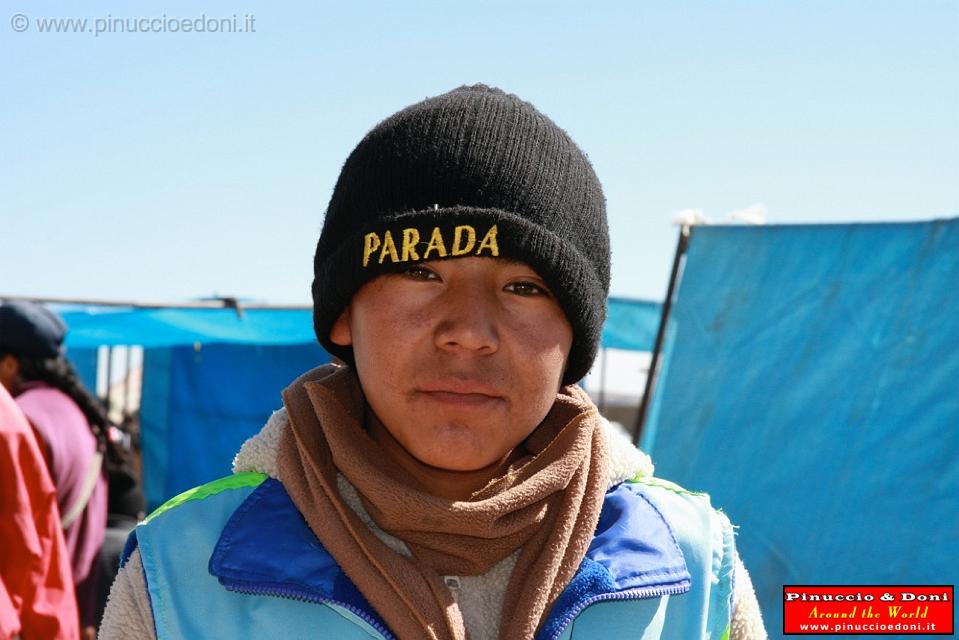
417 451 496 473
412 442 503 473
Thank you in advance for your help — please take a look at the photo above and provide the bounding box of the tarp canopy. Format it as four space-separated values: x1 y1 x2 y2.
60 307 317 348
58 298 662 352
642 218 959 632
140 342 330 508
602 297 661 351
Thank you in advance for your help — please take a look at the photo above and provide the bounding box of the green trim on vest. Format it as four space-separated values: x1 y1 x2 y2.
720 623 731 640
628 474 708 497
144 472 268 524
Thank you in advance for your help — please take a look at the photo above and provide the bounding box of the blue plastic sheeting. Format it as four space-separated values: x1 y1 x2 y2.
601 297 661 352
60 308 317 348
58 299 661 352
66 346 99 398
140 342 330 510
642 219 959 633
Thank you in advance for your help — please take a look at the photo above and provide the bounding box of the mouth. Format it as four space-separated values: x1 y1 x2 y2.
415 380 505 408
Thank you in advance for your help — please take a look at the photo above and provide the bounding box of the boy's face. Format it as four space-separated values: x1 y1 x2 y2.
331 256 573 472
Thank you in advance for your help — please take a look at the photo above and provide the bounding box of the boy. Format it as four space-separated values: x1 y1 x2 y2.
101 85 765 639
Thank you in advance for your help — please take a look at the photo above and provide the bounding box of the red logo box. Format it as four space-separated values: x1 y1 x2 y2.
783 585 954 635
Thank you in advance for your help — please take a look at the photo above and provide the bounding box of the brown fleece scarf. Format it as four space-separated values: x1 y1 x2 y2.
276 365 609 640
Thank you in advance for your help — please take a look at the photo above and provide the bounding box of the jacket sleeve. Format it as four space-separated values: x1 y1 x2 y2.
0 390 79 640
730 556 767 640
0 577 21 639
98 548 156 640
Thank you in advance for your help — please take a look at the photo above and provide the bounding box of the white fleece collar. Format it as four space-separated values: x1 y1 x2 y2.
233 407 654 488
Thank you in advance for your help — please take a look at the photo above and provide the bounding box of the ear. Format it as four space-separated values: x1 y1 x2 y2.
329 306 354 347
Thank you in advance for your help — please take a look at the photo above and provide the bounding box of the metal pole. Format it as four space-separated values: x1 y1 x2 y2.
632 225 692 445
0 293 309 310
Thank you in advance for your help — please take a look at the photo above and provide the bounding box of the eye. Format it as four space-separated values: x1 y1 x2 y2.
504 281 551 297
402 265 439 281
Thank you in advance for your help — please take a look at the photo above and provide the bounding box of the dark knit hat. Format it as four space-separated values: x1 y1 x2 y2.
0 300 67 359
312 84 610 384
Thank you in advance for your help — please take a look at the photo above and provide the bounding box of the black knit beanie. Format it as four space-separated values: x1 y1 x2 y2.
312 84 610 384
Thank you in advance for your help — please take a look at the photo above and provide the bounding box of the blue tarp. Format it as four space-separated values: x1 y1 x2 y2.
601 297 661 352
140 342 330 509
642 219 959 633
60 308 317 348
67 346 99 399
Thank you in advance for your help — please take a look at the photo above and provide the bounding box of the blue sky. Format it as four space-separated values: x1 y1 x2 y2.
3 0 957 304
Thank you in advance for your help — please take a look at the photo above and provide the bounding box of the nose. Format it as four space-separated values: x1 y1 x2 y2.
433 281 500 354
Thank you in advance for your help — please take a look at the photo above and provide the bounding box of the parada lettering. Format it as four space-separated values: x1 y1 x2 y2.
363 224 499 267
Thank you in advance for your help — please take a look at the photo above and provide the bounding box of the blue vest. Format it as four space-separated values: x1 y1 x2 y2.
123 473 735 639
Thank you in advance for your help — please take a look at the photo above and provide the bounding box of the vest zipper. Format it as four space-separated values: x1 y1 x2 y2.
223 571 688 640
546 583 691 640
219 578 396 640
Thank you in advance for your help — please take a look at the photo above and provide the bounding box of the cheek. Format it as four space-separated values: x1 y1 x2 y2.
364 284 436 336
349 301 434 406
507 309 573 369
350 283 430 354
398 304 436 336
505 313 573 429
